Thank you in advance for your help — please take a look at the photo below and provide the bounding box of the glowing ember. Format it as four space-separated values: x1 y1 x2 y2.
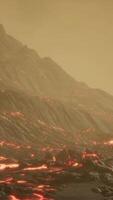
67 159 77 166
16 180 27 184
37 185 45 189
35 185 56 193
107 140 113 145
0 177 14 184
0 140 21 149
7 111 24 118
23 164 48 171
0 163 19 170
9 195 20 200
0 156 7 161
72 162 79 167
33 193 49 200
82 152 98 159
31 153 35 158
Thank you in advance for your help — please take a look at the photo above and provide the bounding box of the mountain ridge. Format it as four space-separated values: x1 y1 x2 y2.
0 24 95 99
0 24 113 147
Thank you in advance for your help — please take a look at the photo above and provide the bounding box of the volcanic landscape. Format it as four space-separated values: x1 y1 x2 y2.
0 24 113 200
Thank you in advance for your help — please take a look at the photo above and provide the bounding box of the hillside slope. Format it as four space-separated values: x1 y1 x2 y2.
0 24 113 147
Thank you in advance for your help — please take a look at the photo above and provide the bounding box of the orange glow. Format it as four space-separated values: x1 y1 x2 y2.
6 112 24 118
23 164 47 171
9 195 20 200
107 140 113 145
16 180 27 184
37 185 45 189
31 153 35 158
0 177 14 184
82 152 98 159
0 163 19 170
0 140 21 149
33 193 49 200
34 184 55 193
0 141 5 146
0 156 7 161
72 162 79 167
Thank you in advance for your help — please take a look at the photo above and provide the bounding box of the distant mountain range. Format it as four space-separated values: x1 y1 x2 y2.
0 24 113 147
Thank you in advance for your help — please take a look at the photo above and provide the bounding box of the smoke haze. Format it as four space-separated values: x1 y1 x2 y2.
0 0 113 94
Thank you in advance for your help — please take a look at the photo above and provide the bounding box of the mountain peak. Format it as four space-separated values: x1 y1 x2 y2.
0 24 6 37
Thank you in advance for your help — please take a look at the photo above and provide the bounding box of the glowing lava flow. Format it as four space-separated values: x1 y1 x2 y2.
16 180 27 184
0 177 14 184
0 156 7 161
82 152 98 159
109 140 113 144
34 193 51 200
104 140 113 145
0 163 19 170
23 164 47 171
72 162 79 167
9 195 20 200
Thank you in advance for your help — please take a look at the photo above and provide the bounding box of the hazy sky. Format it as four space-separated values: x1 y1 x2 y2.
0 0 113 94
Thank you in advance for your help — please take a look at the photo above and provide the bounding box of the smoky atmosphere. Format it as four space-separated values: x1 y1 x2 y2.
0 0 113 94
0 1 113 200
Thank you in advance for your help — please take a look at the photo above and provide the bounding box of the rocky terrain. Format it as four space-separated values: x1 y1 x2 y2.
0 24 113 199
